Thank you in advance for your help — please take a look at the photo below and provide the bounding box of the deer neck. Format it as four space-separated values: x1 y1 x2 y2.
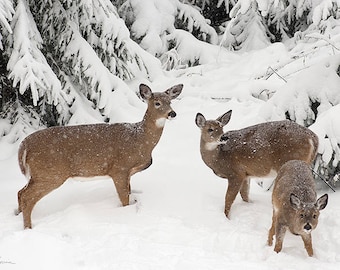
200 139 220 168
140 110 166 147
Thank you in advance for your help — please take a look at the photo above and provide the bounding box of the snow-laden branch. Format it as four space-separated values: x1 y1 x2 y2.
312 0 340 26
77 0 161 80
176 1 218 44
310 105 340 167
260 55 340 126
119 0 218 56
0 0 13 32
0 0 14 49
163 29 232 69
61 20 123 113
7 0 61 106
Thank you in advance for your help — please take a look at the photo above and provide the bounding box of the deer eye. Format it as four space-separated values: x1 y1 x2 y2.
300 214 304 219
154 101 161 108
313 214 317 219
208 128 214 133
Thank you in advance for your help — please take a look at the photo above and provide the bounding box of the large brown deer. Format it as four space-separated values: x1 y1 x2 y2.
267 160 328 256
195 110 319 218
16 83 183 228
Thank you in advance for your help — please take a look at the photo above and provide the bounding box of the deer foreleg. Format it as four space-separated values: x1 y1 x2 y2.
274 223 287 253
301 234 314 256
224 179 243 218
111 173 130 206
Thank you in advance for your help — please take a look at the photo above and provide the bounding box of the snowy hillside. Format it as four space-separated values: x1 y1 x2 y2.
1 44 340 269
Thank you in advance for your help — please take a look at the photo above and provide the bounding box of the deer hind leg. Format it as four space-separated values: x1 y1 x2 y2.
239 178 250 202
224 178 243 218
267 209 277 246
17 178 65 229
16 185 27 215
111 172 130 206
301 234 314 256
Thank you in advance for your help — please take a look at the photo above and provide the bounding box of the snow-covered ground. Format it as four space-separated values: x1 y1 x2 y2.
1 44 340 269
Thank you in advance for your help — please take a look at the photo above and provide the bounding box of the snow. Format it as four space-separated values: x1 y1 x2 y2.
2 35 340 270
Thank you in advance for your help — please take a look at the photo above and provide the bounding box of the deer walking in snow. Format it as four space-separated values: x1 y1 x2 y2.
195 110 319 218
16 83 183 228
268 160 328 256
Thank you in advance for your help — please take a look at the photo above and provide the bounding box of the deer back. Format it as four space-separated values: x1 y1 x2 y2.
195 110 318 179
221 120 317 174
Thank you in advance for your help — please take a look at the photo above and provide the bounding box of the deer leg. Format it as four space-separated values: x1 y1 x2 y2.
301 234 313 256
267 209 277 246
16 184 27 215
240 178 250 202
17 178 65 229
111 173 130 206
224 179 243 218
274 223 287 253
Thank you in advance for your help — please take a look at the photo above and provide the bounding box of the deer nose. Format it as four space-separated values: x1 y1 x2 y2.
220 134 228 141
304 223 312 231
168 111 176 119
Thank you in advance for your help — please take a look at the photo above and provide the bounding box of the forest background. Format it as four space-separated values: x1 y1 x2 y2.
1 0 340 188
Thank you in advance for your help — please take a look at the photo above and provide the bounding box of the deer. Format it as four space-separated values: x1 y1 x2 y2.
16 83 183 229
267 160 328 256
195 110 319 219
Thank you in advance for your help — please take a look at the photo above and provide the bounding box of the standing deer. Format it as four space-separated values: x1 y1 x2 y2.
195 110 319 218
16 83 183 228
268 160 328 256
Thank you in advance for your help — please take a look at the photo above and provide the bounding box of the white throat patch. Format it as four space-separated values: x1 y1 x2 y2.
156 118 166 128
205 141 219 151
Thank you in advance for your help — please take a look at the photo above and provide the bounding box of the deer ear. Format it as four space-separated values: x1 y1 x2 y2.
165 84 183 99
217 110 232 126
139 84 153 100
316 194 328 210
290 193 301 209
195 113 206 128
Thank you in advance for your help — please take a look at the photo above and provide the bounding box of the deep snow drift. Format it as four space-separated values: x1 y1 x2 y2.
1 44 340 269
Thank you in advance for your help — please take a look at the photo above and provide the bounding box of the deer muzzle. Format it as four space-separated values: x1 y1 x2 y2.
168 111 176 119
220 134 228 142
304 223 312 233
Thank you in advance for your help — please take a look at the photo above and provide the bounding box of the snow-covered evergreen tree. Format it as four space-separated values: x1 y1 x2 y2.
223 0 272 51
221 0 317 48
117 0 218 68
8 0 61 111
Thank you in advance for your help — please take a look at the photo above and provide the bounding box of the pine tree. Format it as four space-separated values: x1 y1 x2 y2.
266 0 313 42
117 0 218 65
7 0 61 115
223 0 272 51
